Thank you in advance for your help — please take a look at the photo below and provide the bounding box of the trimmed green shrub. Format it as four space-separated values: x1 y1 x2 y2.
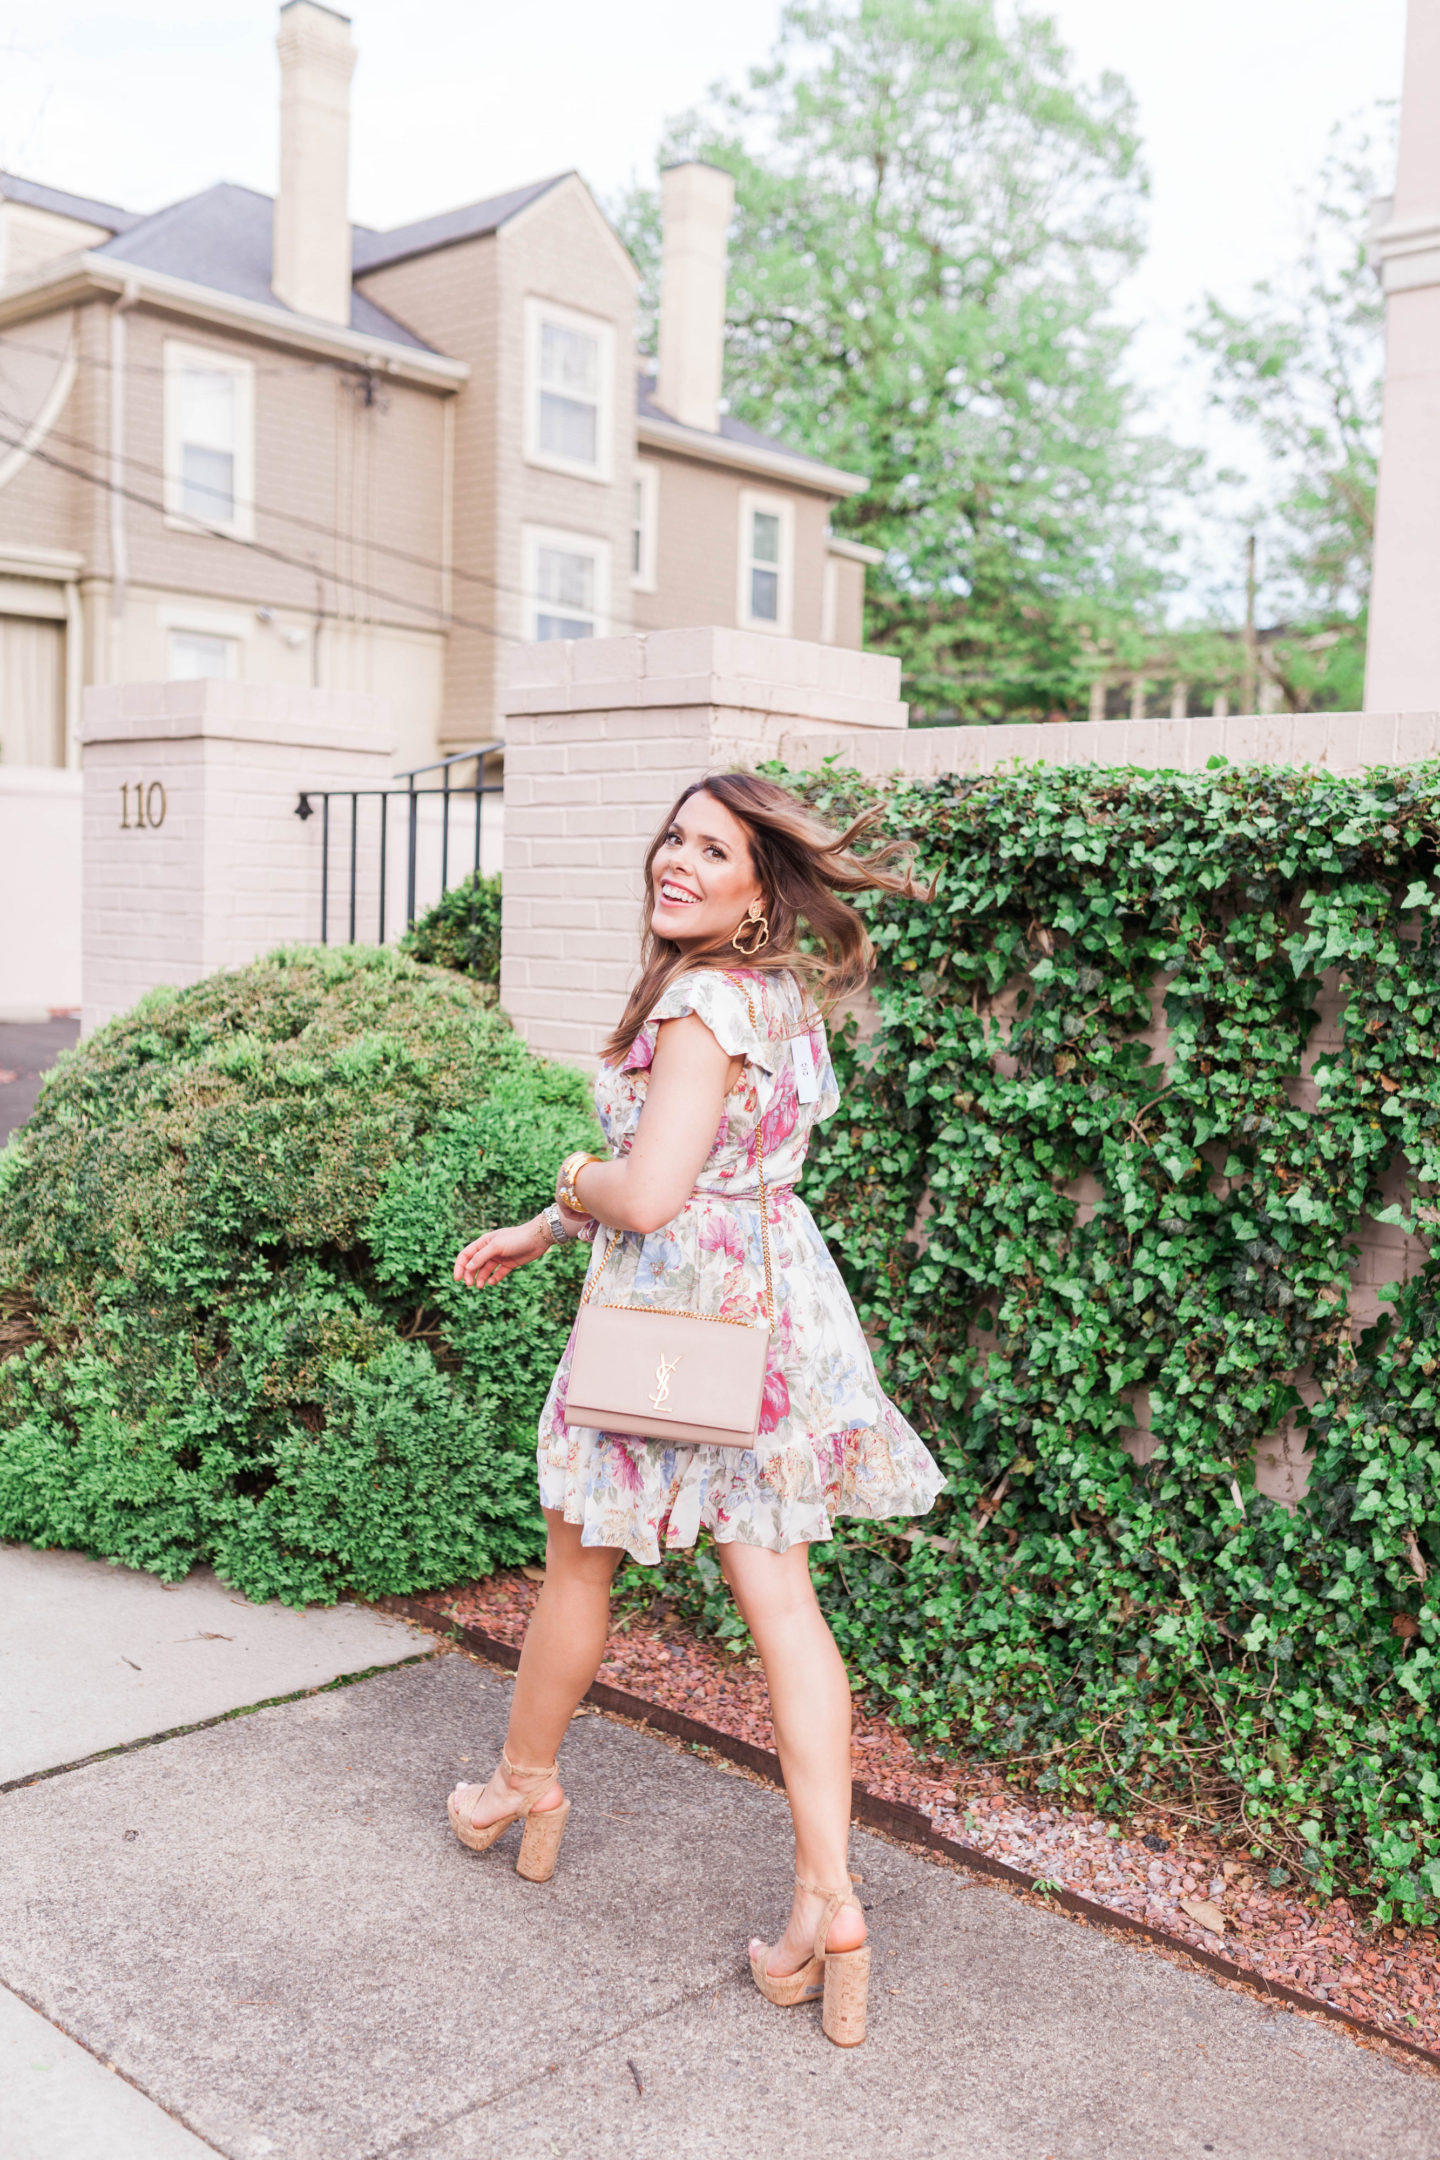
0 945 596 1604
402 870 501 986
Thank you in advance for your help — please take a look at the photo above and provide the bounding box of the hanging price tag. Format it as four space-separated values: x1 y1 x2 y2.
792 1031 820 1104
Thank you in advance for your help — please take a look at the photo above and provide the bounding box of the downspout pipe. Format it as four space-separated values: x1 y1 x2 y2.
108 278 139 679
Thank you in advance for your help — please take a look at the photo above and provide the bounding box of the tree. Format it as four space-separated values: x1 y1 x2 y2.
1190 112 1390 714
619 0 1189 719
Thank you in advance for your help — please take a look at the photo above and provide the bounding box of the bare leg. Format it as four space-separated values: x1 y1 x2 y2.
719 1540 866 1974
452 1510 622 1829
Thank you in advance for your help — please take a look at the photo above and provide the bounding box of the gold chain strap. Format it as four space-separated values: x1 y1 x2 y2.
580 974 774 1328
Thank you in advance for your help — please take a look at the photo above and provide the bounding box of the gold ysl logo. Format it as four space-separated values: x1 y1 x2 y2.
649 1350 682 1410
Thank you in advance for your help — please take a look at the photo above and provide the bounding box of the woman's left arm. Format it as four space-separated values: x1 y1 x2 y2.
571 1015 741 1236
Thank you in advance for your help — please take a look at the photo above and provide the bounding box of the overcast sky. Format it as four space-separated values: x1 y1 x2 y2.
0 0 1410 601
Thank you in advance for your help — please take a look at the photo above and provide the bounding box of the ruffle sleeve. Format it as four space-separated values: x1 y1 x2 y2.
643 968 776 1073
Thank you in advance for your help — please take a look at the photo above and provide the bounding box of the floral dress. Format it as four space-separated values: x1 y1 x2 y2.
537 966 946 1564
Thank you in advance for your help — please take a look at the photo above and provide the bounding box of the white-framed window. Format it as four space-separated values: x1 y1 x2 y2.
632 461 659 591
524 298 614 481
163 339 255 539
523 524 610 641
168 630 238 680
738 490 795 635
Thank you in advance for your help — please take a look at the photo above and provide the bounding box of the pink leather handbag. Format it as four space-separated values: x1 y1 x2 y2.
563 979 774 1450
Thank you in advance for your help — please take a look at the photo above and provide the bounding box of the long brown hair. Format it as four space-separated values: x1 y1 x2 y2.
600 772 925 1065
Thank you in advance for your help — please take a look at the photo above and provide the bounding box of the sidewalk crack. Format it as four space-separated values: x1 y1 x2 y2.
0 1652 442 1794
0 1976 229 2156
365 1967 742 2158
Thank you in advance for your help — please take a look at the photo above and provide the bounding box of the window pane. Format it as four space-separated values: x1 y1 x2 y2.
540 322 598 396
750 565 779 622
751 511 781 565
168 632 233 680
536 613 595 641
179 368 236 450
537 546 594 613
539 390 598 465
180 443 235 521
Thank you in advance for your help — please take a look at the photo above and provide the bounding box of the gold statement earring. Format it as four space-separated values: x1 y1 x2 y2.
731 899 771 955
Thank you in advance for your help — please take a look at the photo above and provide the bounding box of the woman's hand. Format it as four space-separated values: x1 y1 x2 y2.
454 1216 550 1290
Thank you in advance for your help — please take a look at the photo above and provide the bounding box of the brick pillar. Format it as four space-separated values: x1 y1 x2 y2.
80 680 393 1034
500 627 907 1066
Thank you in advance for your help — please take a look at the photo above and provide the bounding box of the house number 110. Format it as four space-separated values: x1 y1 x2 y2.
119 782 167 830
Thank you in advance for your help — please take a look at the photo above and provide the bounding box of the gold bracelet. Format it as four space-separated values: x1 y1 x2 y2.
557 1151 601 1215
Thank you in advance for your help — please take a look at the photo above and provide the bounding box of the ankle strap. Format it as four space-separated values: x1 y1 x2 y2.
500 1753 559 1791
795 1874 863 1962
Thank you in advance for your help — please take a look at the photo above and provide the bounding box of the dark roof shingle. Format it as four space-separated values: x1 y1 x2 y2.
351 175 567 273
0 171 141 234
93 183 433 349
637 374 841 478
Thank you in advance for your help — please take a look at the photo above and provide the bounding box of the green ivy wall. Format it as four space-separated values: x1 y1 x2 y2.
766 756 1440 1924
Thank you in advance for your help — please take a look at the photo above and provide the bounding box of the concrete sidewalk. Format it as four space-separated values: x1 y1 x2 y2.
0 1542 439 1784
2 1597 1437 2160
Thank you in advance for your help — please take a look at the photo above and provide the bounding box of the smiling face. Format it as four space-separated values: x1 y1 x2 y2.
649 790 765 951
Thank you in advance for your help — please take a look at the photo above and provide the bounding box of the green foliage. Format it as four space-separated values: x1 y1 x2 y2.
401 870 502 986
0 946 598 1604
617 0 1190 719
720 756 1439 1924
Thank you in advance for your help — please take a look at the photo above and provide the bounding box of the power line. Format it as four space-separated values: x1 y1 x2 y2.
0 394 582 618
0 421 529 646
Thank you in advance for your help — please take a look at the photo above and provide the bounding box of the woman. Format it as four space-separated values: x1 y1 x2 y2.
448 772 946 2046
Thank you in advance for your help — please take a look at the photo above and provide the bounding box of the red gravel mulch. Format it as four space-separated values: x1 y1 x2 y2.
417 1568 1440 2056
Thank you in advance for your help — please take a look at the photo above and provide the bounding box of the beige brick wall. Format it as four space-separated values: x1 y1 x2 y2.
632 448 835 643
500 627 904 1065
80 679 393 1032
0 768 81 1013
773 706 1440 779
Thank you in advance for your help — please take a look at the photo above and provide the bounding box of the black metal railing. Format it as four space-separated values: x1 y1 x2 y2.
295 743 503 945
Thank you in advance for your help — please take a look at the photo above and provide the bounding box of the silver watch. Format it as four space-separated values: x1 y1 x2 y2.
542 1203 571 1245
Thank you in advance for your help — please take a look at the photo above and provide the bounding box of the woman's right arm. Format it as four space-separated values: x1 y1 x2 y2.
567 1014 740 1235
457 1012 739 1290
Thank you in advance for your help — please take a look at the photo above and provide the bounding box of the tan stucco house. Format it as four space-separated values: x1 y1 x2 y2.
0 0 875 777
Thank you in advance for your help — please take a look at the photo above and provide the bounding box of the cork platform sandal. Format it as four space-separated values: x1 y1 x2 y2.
748 1875 870 2047
446 1756 571 1883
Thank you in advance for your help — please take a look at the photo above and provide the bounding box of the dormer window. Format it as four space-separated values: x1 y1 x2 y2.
525 299 613 481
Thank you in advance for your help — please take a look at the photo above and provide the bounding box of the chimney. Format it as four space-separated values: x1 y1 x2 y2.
272 0 356 325
656 161 735 434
